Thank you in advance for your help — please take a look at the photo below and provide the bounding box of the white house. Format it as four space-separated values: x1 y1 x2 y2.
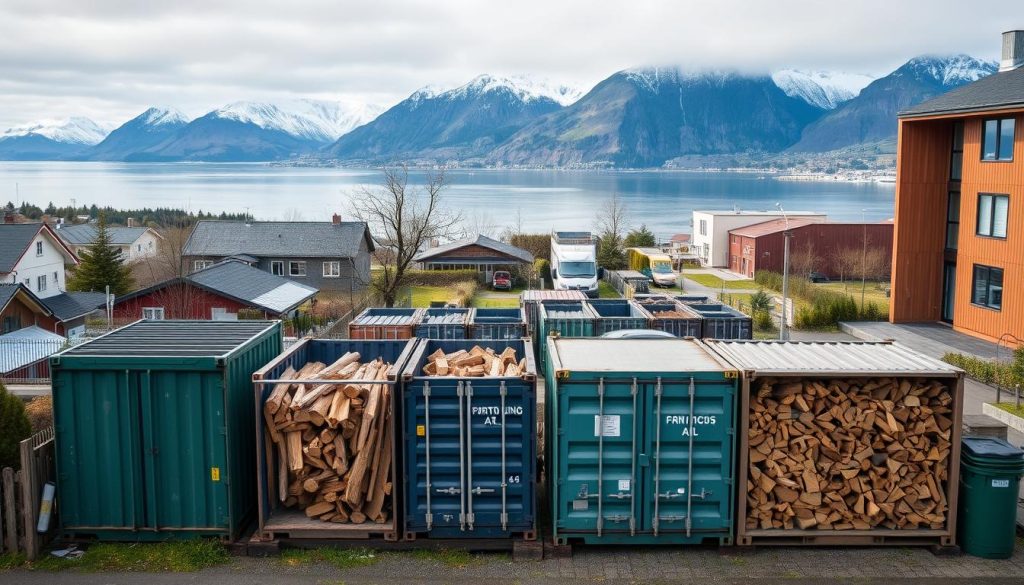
56 221 164 262
0 222 79 299
691 210 827 268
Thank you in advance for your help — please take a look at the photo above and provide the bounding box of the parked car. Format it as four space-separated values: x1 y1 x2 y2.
808 272 829 283
492 270 513 290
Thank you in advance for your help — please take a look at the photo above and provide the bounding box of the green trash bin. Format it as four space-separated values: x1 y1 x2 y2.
958 436 1024 559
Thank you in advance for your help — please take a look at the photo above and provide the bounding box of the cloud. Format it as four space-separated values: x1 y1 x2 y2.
0 0 1015 128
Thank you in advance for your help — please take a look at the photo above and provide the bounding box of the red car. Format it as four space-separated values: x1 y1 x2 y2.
492 270 512 290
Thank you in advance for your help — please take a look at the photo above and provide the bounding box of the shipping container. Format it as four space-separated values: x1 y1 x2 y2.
521 290 588 337
545 337 738 545
50 320 283 541
645 302 703 338
674 295 710 304
348 308 424 340
704 340 964 547
686 303 753 340
537 301 598 374
586 299 654 334
469 307 527 340
401 339 537 540
605 270 651 296
252 338 417 541
415 307 472 339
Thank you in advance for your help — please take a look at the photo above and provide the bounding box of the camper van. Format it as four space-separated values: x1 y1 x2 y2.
627 247 678 287
550 231 598 297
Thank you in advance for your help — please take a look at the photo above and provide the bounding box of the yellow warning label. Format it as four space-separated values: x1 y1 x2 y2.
416 425 425 437
724 371 738 379
211 467 221 482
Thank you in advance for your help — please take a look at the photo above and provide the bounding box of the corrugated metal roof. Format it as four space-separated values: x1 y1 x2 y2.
703 340 962 376
521 290 587 302
60 320 277 357
0 326 65 373
900 66 1024 118
549 338 731 373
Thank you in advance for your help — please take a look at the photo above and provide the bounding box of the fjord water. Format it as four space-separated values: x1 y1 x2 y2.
0 162 894 237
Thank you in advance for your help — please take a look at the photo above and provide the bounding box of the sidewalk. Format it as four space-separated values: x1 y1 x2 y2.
840 321 1005 361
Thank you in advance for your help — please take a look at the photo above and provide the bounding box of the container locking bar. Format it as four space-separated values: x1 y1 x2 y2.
629 377 638 536
596 377 605 538
457 381 467 531
652 376 663 536
686 376 695 538
465 380 475 530
424 381 433 530
500 380 508 531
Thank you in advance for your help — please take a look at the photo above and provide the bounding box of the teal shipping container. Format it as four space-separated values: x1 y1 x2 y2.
415 307 472 339
537 301 598 375
50 320 283 541
545 337 738 545
469 307 527 340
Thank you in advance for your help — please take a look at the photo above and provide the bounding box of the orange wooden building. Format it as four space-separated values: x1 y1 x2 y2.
891 30 1024 344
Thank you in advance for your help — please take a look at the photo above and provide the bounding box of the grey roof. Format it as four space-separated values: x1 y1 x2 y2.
0 223 45 272
703 340 963 377
901 67 1024 118
59 320 278 358
0 283 19 312
39 291 107 322
415 234 534 263
183 220 373 258
55 224 154 246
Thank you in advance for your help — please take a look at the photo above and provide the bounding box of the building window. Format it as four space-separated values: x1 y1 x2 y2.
53 271 59 285
323 261 341 278
971 265 1003 310
148 241 154 249
137 244 142 252
982 118 1015 161
976 194 1009 238
142 307 165 320
271 261 284 276
289 261 306 277
36 241 43 256
950 121 964 181
699 220 708 236
945 191 960 250
193 260 213 271
37 274 46 292
23 278 29 286
2 315 20 334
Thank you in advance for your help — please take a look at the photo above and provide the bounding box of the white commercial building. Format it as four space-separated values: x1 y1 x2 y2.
691 210 826 267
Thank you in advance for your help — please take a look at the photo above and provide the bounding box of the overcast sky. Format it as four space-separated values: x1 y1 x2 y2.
0 0 1018 129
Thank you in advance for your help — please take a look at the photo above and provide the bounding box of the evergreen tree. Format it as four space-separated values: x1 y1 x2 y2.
624 224 657 248
0 382 31 469
597 231 626 270
66 213 135 295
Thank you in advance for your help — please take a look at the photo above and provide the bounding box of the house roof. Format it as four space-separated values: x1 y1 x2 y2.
729 217 823 238
0 283 53 317
415 234 534 263
55 223 160 246
0 223 78 273
670 233 691 243
183 220 374 259
39 291 107 322
0 325 65 374
900 67 1024 118
116 259 318 315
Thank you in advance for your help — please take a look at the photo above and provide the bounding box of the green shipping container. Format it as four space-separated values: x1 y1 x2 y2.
50 320 283 541
537 302 597 375
545 337 738 545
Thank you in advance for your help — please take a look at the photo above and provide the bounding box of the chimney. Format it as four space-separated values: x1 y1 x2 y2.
1000 30 1024 72
332 213 341 225
127 217 135 227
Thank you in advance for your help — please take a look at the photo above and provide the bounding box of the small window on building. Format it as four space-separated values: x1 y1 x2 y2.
23 278 29 286
289 261 307 277
950 121 964 181
982 118 1015 161
53 271 59 285
323 261 341 277
36 241 43 256
193 260 213 271
148 241 154 249
37 274 46 292
2 315 21 334
137 244 142 252
142 307 165 320
971 265 1003 310
699 219 708 236
271 261 284 276
945 191 960 250
976 194 1009 238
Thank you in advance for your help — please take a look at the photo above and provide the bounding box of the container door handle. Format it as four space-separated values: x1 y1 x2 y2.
471 487 495 495
457 381 467 531
629 377 638 536
423 382 433 530
499 380 508 531
596 377 605 538
686 376 695 538
436 487 461 495
653 376 663 536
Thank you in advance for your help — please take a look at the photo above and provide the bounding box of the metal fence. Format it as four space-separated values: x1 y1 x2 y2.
1 337 89 385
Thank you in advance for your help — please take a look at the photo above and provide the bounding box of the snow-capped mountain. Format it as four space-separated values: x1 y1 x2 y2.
86 107 191 161
2 117 110 145
900 54 995 86
212 99 383 143
771 70 875 110
325 74 581 162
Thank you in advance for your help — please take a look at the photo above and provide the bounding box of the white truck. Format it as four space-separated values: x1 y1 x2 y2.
550 231 599 297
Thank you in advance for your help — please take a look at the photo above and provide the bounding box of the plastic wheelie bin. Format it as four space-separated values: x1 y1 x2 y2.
958 436 1024 558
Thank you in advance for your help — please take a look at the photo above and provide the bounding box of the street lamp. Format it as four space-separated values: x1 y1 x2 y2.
861 209 867 312
776 203 791 341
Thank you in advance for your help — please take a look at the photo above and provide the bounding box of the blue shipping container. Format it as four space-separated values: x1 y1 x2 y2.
687 303 753 340
586 299 653 334
401 339 537 540
415 308 472 339
645 302 703 338
537 302 598 375
470 307 527 340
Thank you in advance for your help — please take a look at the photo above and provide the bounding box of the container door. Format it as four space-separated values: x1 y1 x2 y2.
556 376 641 537
462 379 534 532
405 380 464 533
141 371 230 531
643 376 734 536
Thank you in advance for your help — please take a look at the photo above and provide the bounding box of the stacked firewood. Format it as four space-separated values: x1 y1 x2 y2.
746 377 954 531
262 352 394 524
422 345 526 377
651 308 693 318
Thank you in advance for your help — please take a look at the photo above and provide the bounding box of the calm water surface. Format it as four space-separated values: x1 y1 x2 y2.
0 163 895 238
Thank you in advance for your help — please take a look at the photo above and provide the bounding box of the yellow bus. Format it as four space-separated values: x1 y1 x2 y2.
627 247 678 287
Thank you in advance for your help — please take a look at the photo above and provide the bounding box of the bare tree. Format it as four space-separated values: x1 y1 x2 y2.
595 193 629 270
463 209 499 239
130 223 200 318
790 241 820 277
350 166 462 307
282 207 305 222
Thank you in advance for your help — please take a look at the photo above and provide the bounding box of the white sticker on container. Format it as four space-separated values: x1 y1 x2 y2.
677 487 686 494
618 479 630 492
594 415 621 437
992 479 1010 488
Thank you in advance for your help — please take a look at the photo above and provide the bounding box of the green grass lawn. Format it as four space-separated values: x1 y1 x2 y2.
471 295 520 308
406 285 451 307
992 402 1024 418
2 540 229 572
598 281 621 298
813 281 890 312
683 273 757 290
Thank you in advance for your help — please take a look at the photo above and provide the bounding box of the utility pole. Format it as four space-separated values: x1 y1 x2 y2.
777 203 791 341
861 208 867 311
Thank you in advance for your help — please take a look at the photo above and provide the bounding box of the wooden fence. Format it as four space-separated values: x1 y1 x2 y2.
0 427 56 561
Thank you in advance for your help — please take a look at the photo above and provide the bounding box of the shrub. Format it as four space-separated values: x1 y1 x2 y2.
943 352 1023 389
449 281 478 307
0 383 31 469
749 289 773 314
403 269 481 287
534 258 550 281
794 292 859 329
858 301 886 321
754 310 775 332
25 395 53 433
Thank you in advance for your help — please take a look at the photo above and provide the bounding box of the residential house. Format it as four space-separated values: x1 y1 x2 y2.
112 259 317 322
0 221 79 298
182 214 373 294
55 220 164 261
690 210 827 267
667 233 691 254
727 219 894 279
890 29 1024 344
414 234 534 281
